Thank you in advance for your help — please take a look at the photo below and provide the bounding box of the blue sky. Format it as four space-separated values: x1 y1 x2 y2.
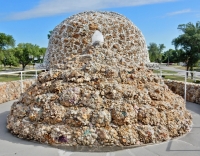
0 0 200 51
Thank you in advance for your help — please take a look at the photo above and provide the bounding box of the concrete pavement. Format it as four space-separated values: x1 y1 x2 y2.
0 100 200 156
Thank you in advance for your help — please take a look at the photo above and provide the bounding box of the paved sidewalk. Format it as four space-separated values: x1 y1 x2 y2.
0 100 200 156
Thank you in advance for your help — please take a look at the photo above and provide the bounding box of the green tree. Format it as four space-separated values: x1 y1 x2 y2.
0 33 15 67
14 43 40 70
172 21 200 78
158 44 166 63
148 43 165 63
39 47 46 55
0 52 4 65
34 47 46 63
148 43 158 62
172 49 186 63
0 33 15 51
39 47 46 60
47 30 53 39
3 49 19 67
164 49 173 64
162 49 186 64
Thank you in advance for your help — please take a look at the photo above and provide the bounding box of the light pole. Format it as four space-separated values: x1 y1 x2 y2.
40 55 43 63
33 57 38 69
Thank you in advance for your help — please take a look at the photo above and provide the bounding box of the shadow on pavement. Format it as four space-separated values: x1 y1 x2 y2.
186 102 200 115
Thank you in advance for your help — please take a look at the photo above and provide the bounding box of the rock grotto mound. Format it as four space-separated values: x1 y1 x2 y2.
7 45 192 147
7 11 192 149
43 11 150 70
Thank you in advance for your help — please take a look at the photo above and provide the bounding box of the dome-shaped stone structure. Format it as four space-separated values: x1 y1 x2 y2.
7 11 192 151
44 11 149 70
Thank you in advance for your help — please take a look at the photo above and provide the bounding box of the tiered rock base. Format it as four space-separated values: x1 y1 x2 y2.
7 58 192 148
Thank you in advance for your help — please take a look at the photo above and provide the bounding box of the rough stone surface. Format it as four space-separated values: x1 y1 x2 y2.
6 11 192 149
43 11 150 70
7 53 192 147
145 63 160 69
2 78 199 105
0 80 35 104
165 80 200 104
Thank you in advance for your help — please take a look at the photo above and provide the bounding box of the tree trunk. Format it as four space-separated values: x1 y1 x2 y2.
186 65 189 78
191 72 194 79
190 66 194 79
22 64 26 71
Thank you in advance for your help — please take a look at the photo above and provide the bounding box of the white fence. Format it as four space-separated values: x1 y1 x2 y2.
0 69 46 93
154 70 200 103
1 69 200 103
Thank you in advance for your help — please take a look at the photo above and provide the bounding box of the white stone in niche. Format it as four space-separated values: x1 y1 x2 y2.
92 30 104 45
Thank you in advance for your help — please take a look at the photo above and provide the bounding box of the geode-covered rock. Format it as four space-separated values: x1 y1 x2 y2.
7 11 192 148
42 11 150 70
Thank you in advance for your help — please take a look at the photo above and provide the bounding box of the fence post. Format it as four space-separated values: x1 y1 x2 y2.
35 70 38 79
160 70 162 78
20 71 23 93
184 71 187 103
50 68 52 75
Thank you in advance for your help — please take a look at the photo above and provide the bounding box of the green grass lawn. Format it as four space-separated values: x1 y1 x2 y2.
25 71 42 74
0 64 43 82
153 69 200 83
0 74 34 82
153 70 177 74
0 75 21 82
0 64 36 72
163 75 184 81
173 66 186 70
163 75 196 83
0 66 22 71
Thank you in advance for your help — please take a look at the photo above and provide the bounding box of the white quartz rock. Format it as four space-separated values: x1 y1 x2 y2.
92 30 104 44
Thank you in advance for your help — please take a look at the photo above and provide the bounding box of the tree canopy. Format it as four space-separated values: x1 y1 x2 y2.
162 49 185 64
148 43 166 63
0 33 15 51
39 47 46 57
0 32 48 70
172 21 200 71
14 43 40 70
0 33 16 67
47 30 53 39
2 49 19 67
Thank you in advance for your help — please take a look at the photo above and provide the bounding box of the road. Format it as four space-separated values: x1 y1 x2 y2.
159 64 200 78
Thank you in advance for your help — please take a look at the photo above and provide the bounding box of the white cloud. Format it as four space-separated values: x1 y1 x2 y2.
166 9 191 16
6 0 176 20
